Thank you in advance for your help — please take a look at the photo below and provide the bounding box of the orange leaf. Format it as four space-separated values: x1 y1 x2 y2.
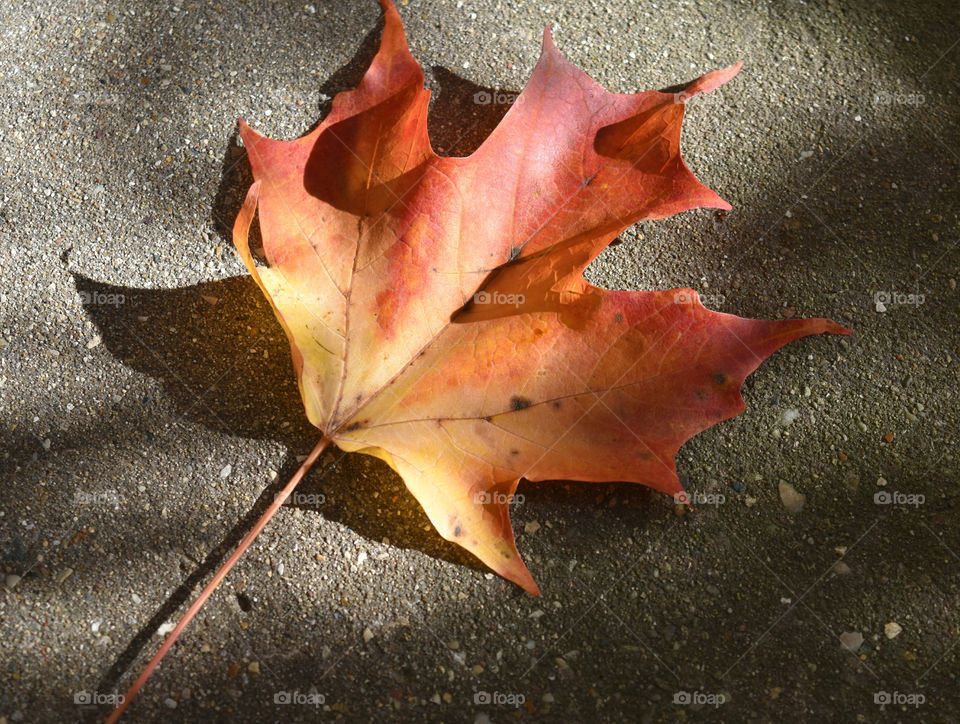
233 0 850 594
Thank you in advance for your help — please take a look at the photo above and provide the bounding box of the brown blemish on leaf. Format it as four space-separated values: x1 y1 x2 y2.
510 396 532 411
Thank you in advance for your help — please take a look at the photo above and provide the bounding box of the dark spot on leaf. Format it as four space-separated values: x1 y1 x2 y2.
454 524 462 537
501 550 512 558
344 421 362 432
614 313 623 323
510 396 532 411
714 372 726 385
510 449 519 455
695 390 705 400
484 415 493 423
509 246 520 260
552 400 562 409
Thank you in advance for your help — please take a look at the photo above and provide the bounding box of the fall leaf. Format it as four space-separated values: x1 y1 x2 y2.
232 0 850 595
108 5 854 719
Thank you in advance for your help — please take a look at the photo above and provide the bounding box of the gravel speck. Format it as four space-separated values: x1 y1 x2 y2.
778 481 806 513
779 409 800 426
840 632 864 651
833 561 852 576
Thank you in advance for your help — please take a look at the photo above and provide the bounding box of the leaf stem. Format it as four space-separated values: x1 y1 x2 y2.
106 437 332 723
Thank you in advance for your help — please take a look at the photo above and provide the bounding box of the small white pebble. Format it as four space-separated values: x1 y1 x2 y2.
780 409 800 426
833 561 851 575
779 481 806 513
840 631 863 651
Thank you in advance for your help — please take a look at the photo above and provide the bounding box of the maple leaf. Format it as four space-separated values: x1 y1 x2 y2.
232 0 850 596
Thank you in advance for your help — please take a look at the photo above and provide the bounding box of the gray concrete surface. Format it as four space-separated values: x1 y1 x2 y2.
1 0 958 722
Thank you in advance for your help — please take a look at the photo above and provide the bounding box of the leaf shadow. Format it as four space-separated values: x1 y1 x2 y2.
73 271 485 564
426 65 517 157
